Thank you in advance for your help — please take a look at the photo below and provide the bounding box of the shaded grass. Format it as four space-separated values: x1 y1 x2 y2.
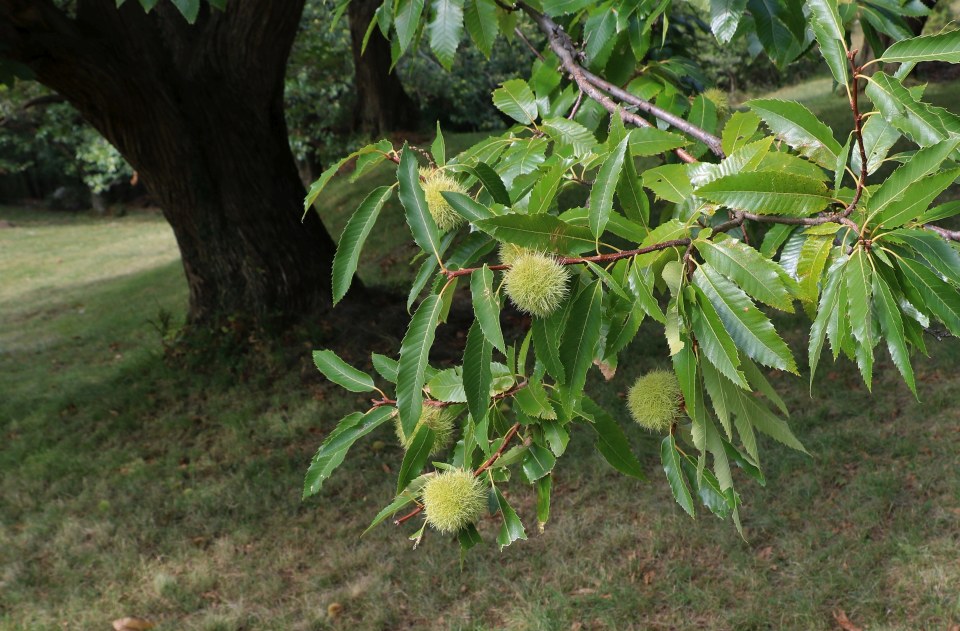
3 88 960 629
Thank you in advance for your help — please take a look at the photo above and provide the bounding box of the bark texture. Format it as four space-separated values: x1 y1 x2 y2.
347 0 418 134
0 0 335 324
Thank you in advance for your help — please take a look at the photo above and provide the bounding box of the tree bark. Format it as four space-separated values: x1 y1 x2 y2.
348 0 418 134
0 0 335 325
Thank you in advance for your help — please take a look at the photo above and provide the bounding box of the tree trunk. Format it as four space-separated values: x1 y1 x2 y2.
348 0 418 134
0 0 335 325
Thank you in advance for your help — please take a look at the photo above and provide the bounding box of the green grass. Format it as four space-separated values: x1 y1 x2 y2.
3 91 960 630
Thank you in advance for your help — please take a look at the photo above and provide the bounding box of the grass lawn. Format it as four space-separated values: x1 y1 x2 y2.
3 82 960 630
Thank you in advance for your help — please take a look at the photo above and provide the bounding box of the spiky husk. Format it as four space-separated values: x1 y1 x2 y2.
627 370 682 433
420 167 466 232
421 469 488 534
394 406 456 456
503 251 570 318
702 88 729 117
498 242 529 267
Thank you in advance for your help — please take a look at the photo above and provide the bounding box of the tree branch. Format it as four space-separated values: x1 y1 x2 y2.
517 2 723 161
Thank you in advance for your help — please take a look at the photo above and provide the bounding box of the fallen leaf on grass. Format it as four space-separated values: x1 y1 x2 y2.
832 609 862 631
112 618 155 631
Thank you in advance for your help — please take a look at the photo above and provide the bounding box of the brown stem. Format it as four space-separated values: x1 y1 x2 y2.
444 238 691 278
926 224 960 241
518 2 709 163
844 50 869 218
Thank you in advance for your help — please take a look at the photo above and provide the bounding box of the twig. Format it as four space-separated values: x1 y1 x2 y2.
926 224 960 241
444 238 691 278
843 50 869 218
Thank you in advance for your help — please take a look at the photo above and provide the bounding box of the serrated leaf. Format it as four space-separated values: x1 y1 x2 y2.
492 487 527 549
807 0 849 85
643 163 693 203
398 146 442 259
845 249 875 389
872 272 917 395
795 234 833 304
880 30 960 64
721 111 761 155
868 138 960 226
875 168 960 229
475 214 596 255
559 281 604 399
332 186 393 304
582 397 645 479
170 0 199 22
464 0 498 57
747 99 843 168
492 79 538 125
898 256 960 336
696 172 832 216
372 353 399 383
866 72 960 147
710 0 748 44
852 114 900 176
628 127 688 157
735 390 807 453
429 0 464 70
693 264 797 373
362 475 430 536
441 191 494 223
691 286 748 388
397 294 445 437
541 117 597 158
463 320 493 425
522 443 557 481
617 146 649 225
695 237 794 311
468 162 511 206
395 0 426 54
536 475 551 528
887 228 960 286
397 425 436 493
312 350 376 393
470 265 506 352
589 136 629 238
661 435 695 516
303 407 396 498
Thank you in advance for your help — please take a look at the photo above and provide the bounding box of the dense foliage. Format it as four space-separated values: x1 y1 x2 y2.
115 0 960 555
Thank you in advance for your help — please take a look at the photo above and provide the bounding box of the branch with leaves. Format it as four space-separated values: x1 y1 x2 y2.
298 0 960 556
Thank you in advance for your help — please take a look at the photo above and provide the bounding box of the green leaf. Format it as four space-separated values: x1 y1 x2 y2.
852 114 900 176
492 79 538 125
583 397 646 479
522 443 557 481
475 214 596 255
721 111 761 155
690 286 748 388
464 0 498 57
872 272 917 395
470 265 507 353
432 122 446 167
463 320 493 425
661 434 695 516
880 30 960 64
542 0 593 16
617 147 649 225
628 127 688 157
441 191 494 223
398 146 443 259
845 249 875 389
643 164 693 203
514 381 557 420
332 186 393 304
541 117 597 157
867 138 960 226
875 168 960 229
169 0 199 22
710 0 747 44
394 0 426 54
693 264 797 373
529 160 570 215
536 475 551 528
807 0 849 86
589 136 629 238
397 425 436 493
397 294 445 438
795 234 833 304
362 475 430 536
492 487 527 549
887 229 960 286
695 237 794 311
559 281 604 401
303 407 396 498
532 314 566 384
898 256 960 336
371 353 399 383
303 144 387 218
312 350 376 393
695 172 832 216
747 99 843 168
866 72 960 147
429 0 464 70
734 390 807 453
468 162 511 206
